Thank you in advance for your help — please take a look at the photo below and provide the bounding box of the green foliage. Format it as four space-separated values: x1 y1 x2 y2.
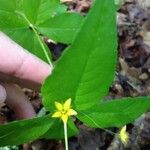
0 0 83 62
38 12 84 44
77 97 150 128
42 0 117 111
41 0 150 143
42 118 78 139
0 115 54 146
0 0 150 147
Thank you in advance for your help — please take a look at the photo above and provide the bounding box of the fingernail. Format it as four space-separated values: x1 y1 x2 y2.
0 84 7 103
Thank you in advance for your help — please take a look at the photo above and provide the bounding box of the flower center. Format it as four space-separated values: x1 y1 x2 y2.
61 109 67 115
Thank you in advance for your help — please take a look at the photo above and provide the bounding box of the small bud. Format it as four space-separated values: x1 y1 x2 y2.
118 125 129 146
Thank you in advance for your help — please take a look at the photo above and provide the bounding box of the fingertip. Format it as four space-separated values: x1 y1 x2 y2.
15 52 53 84
0 84 7 103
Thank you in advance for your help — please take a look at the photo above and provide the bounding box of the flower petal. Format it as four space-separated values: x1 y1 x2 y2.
67 109 77 116
55 101 63 111
52 112 62 118
63 98 71 110
61 114 68 123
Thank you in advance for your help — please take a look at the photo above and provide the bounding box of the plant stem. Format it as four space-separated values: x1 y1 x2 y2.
15 11 52 66
31 26 52 66
79 111 115 136
64 122 68 150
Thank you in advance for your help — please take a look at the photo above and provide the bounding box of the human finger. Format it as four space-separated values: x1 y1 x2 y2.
0 72 41 91
0 32 52 84
1 83 36 119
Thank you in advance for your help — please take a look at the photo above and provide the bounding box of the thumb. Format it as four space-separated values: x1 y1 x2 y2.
0 84 7 103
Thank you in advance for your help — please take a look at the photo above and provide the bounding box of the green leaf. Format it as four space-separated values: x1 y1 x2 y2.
42 0 117 111
42 118 78 139
23 0 41 24
0 0 68 62
0 115 54 146
23 0 67 25
38 12 84 44
0 0 16 12
3 28 50 62
0 0 48 62
0 0 83 62
77 97 150 128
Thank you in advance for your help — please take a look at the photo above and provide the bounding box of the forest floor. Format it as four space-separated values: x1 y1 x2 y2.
0 0 150 150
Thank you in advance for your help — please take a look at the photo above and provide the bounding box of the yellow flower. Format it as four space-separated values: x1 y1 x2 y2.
119 125 129 146
52 98 77 123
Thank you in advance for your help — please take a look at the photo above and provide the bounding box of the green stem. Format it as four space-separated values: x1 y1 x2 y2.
79 111 115 136
64 122 68 150
15 11 52 66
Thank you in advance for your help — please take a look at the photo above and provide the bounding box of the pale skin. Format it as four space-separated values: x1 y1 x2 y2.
0 32 52 119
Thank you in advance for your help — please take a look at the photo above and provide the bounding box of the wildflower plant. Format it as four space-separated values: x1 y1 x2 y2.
52 98 77 150
0 0 150 149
